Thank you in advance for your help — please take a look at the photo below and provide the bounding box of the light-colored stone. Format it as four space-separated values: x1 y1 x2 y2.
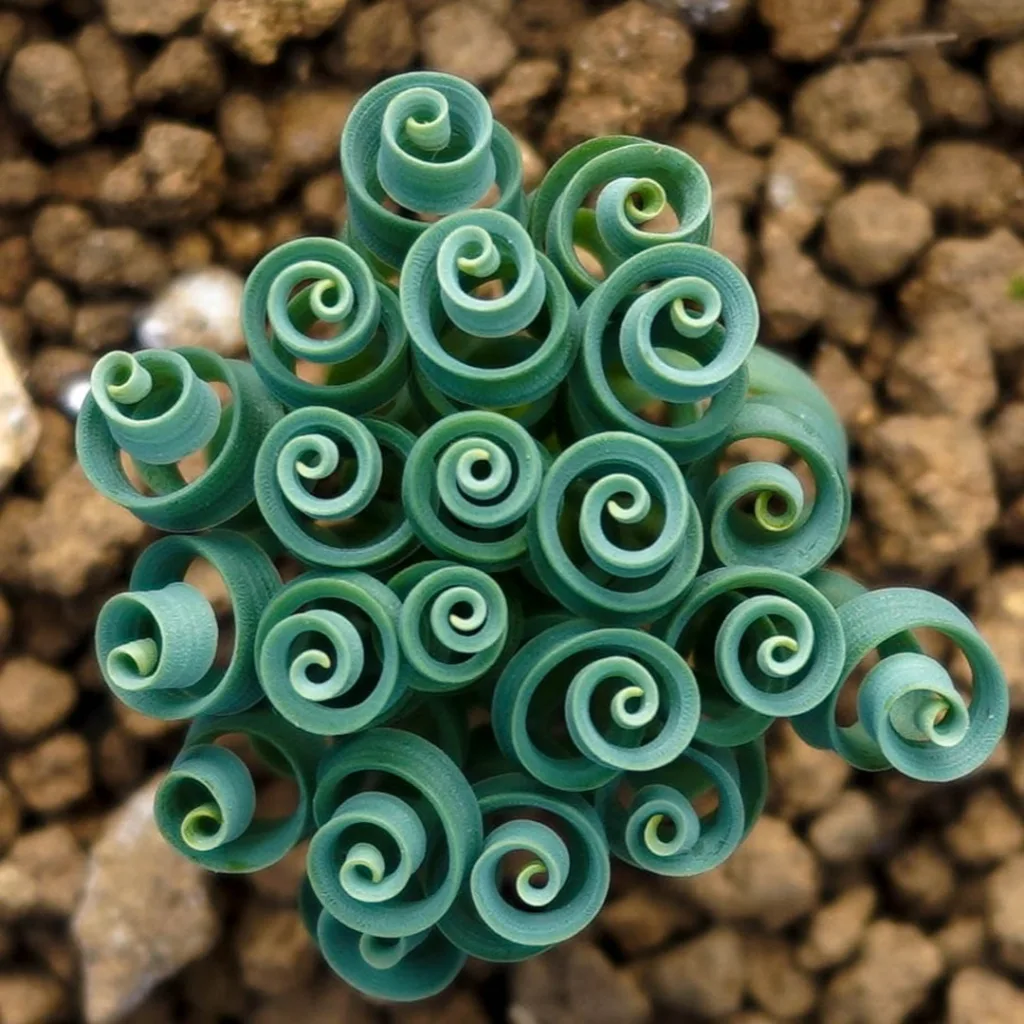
72 778 219 1024
0 334 39 493
137 267 245 357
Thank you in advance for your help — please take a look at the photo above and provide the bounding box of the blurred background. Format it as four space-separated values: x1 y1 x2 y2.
0 0 1022 1021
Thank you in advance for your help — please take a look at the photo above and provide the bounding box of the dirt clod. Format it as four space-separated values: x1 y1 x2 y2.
135 38 225 116
886 312 997 421
511 941 651 1024
988 40 1024 121
793 58 920 166
235 905 318 996
676 816 820 930
421 1 517 85
204 0 351 65
100 122 226 227
859 415 998 576
899 229 1024 354
647 926 745 1018
758 0 861 61
910 141 1024 229
948 966 1024 1023
0 657 76 741
821 921 943 1024
7 43 95 148
7 731 91 813
823 181 933 286
545 0 693 154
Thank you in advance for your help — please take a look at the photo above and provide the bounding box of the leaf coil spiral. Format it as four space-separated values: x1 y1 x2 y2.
568 244 758 463
792 582 1008 781
76 347 282 531
403 410 546 571
341 71 526 271
529 136 714 299
492 620 701 791
440 772 610 962
255 570 407 735
242 236 409 415
308 727 482 941
154 709 322 872
95 530 280 719
254 405 417 570
527 431 702 624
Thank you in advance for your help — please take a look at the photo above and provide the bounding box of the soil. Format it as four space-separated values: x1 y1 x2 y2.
0 1 1023 1022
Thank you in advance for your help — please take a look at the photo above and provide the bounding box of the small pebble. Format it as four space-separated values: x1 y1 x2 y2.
944 787 1024 866
55 371 92 421
6 42 95 148
793 58 920 166
0 824 85 920
886 312 997 421
676 816 820 930
809 790 882 864
947 965 1024 1023
511 941 651 1024
744 933 818 1019
0 656 76 741
600 889 688 956
899 229 1024 355
822 920 943 1024
988 39 1024 121
887 840 955 919
7 731 92 813
798 884 876 971
647 926 745 1018
758 0 861 61
937 917 986 970
0 971 66 1024
235 905 318 996
823 181 934 287
204 0 352 65
421 1 517 85
768 721 851 818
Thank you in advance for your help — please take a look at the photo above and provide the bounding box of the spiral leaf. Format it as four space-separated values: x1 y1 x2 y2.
391 560 513 693
154 709 322 872
403 410 546 571
242 236 409 415
595 738 767 876
687 395 851 577
659 566 846 747
492 620 700 791
440 772 610 961
530 137 714 299
400 209 578 410
256 570 406 735
341 71 526 270
310 728 483 938
527 431 702 624
792 586 1008 781
95 531 280 719
568 244 756 463
255 406 417 571
77 347 282 532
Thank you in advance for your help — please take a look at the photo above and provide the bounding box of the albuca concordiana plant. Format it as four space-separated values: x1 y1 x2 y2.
75 71 1009 1002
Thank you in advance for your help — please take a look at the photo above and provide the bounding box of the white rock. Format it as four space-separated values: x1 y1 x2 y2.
137 266 246 357
0 335 40 493
72 777 219 1024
